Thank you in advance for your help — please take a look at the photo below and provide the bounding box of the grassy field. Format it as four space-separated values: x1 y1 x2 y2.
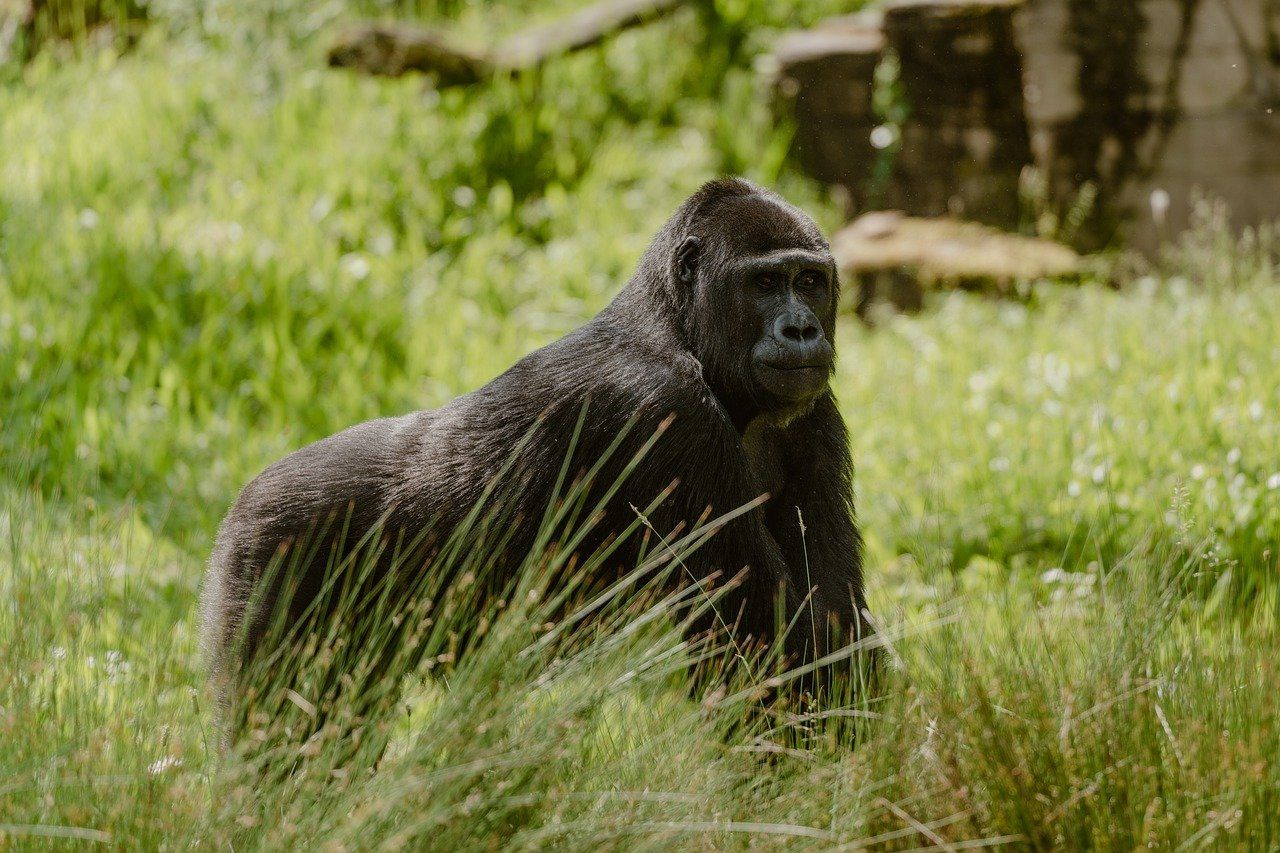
3 1 1280 848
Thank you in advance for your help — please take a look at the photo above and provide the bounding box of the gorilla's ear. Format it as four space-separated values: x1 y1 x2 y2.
675 236 701 285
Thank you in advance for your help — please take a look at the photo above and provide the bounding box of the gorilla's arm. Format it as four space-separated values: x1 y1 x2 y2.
602 380 812 656
766 393 870 654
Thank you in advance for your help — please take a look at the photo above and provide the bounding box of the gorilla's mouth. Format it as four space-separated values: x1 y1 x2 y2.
753 358 831 403
750 336 833 404
760 361 827 373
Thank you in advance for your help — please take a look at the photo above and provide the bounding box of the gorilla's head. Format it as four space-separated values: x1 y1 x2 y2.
637 178 838 426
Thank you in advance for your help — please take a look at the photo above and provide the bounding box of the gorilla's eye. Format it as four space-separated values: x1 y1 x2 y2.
755 272 784 293
796 271 825 295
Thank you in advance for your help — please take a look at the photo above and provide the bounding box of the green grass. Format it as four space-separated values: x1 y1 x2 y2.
3 1 1280 848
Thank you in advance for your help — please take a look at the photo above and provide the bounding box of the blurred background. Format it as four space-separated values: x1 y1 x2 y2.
3 0 1276 587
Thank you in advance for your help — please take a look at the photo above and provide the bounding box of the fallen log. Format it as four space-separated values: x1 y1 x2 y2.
496 0 687 69
833 211 1082 317
328 0 689 86
327 24 493 85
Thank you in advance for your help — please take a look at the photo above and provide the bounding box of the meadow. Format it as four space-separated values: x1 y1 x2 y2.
2 0 1279 848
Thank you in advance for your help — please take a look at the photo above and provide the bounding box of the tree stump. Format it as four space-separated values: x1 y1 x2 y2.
1015 0 1280 250
769 14 885 214
881 0 1033 228
770 0 1280 252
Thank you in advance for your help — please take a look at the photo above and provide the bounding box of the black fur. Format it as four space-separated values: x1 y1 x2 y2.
200 178 871 724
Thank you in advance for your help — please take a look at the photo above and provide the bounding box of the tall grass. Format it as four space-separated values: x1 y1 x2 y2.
5 481 1278 847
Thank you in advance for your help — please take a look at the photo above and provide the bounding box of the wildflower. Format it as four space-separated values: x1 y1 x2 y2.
1149 188 1170 224
340 253 371 281
870 124 896 150
148 755 182 775
452 185 477 207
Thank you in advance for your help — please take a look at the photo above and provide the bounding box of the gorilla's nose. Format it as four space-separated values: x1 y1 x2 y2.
770 312 829 364
777 314 821 344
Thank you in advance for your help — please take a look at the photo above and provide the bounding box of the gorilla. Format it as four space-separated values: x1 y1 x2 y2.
200 178 873 732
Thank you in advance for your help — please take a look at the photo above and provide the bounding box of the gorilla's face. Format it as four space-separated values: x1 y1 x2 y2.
737 249 835 403
677 193 837 421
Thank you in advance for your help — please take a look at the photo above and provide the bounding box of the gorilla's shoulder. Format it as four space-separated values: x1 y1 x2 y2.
486 315 705 408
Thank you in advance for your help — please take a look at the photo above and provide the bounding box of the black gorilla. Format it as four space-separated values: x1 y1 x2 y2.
200 178 872 725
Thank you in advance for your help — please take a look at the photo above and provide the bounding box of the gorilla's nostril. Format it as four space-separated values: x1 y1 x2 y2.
774 313 822 346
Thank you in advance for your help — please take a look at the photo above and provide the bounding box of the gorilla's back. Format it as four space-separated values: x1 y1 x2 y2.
197 333 625 696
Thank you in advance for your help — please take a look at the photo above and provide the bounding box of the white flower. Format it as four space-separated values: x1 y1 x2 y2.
340 253 370 281
310 194 334 221
148 756 183 775
452 185 477 207
1267 473 1280 490
1149 188 1170 223
968 370 995 394
870 124 897 150
84 650 132 682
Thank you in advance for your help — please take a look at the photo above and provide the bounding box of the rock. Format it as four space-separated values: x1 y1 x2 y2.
0 1 31 64
327 24 494 86
328 0 690 86
4 0 148 61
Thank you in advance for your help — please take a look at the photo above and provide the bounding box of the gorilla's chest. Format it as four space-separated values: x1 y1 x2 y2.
741 420 786 499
